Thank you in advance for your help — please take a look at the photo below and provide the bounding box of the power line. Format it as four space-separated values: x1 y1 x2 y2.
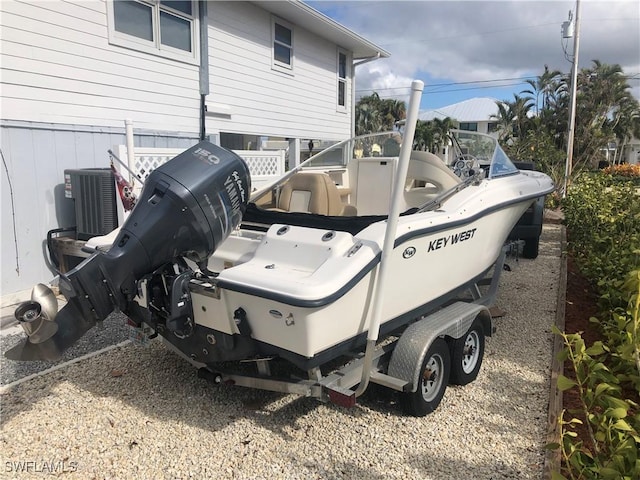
356 76 538 94
424 82 532 95
356 73 640 98
359 82 531 99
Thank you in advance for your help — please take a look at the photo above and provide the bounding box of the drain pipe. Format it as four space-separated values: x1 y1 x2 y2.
198 0 209 140
125 119 135 184
355 79 424 397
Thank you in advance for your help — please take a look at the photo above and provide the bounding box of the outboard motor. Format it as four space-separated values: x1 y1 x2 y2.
6 141 250 361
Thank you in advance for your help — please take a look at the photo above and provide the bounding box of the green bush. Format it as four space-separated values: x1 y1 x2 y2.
554 172 640 479
562 172 640 308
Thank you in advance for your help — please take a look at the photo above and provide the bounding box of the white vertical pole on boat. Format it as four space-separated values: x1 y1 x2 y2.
355 79 424 397
125 119 136 184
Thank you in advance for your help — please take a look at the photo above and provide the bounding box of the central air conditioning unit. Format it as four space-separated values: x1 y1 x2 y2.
64 168 118 240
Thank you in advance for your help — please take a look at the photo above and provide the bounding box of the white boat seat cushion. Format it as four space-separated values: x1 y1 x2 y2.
277 172 356 216
407 151 461 191
404 151 462 207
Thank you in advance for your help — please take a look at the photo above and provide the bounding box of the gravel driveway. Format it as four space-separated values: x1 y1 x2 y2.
0 225 561 479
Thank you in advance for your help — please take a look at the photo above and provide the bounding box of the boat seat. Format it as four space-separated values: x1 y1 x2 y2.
275 172 357 216
404 151 462 207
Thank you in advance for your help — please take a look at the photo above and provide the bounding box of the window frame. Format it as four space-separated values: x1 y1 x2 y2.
337 48 348 112
459 122 478 132
107 0 199 65
271 17 294 74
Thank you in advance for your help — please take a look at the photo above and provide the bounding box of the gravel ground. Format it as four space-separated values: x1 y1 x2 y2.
0 312 130 386
0 225 561 479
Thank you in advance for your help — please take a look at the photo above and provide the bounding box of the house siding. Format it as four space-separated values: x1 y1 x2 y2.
0 0 201 132
205 1 352 141
1 122 197 295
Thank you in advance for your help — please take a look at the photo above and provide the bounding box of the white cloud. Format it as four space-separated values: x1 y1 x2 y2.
312 0 640 100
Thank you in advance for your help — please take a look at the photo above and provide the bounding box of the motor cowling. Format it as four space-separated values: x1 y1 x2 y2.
62 141 251 314
7 141 251 361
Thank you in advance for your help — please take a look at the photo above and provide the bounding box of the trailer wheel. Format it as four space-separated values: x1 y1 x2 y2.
449 319 485 386
522 237 540 259
400 338 450 416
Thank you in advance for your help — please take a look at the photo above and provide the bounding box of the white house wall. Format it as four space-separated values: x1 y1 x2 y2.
0 124 197 296
0 0 201 133
205 1 352 141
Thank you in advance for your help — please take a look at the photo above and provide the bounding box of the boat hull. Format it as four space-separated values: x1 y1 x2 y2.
191 190 533 367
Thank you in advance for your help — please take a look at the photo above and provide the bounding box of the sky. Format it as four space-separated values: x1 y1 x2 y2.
307 0 640 111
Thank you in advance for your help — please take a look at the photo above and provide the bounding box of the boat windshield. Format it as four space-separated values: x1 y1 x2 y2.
250 129 518 203
449 130 519 179
305 131 405 168
251 131 405 200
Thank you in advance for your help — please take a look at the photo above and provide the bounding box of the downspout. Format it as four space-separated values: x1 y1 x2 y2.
125 119 135 183
198 1 209 140
351 53 381 138
354 80 424 397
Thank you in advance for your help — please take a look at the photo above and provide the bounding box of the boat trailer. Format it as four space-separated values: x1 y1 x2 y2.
151 244 514 416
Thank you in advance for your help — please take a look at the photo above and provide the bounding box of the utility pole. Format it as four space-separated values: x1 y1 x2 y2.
562 0 581 198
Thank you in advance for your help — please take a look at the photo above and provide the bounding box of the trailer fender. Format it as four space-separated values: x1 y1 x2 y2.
387 302 492 393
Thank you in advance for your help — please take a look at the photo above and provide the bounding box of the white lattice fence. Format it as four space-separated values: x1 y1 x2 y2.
113 145 286 195
233 150 286 190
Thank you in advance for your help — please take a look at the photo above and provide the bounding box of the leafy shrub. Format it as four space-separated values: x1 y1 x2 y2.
554 325 639 480
555 172 640 479
602 163 640 179
562 172 640 304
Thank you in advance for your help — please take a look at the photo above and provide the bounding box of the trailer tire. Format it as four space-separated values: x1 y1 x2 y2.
522 237 540 259
449 319 485 386
400 338 450 416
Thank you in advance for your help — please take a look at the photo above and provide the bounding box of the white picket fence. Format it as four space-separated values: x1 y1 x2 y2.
112 145 286 196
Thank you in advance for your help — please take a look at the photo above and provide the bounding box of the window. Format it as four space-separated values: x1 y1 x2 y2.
337 49 348 110
487 122 499 133
459 122 478 132
272 18 293 72
108 1 198 64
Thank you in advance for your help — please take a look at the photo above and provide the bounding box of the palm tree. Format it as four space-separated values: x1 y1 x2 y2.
413 120 434 151
413 118 458 153
355 93 406 134
432 117 458 153
523 65 563 114
611 98 640 164
492 61 638 190
573 61 639 167
380 98 406 130
491 100 517 142
492 94 534 142
355 102 381 136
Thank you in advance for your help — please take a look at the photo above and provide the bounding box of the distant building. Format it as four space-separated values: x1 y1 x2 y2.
420 98 500 136
620 140 640 165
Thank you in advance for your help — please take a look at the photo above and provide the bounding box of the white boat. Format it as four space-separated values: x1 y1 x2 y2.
7 81 554 415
